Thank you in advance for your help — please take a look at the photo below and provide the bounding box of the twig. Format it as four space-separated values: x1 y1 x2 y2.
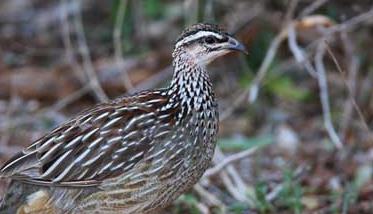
248 0 306 103
220 171 248 203
226 164 249 197
127 66 173 94
339 33 360 137
265 166 308 202
0 85 90 133
219 88 247 121
308 8 373 49
113 0 134 91
299 0 330 18
248 28 288 103
194 184 225 208
59 0 95 112
287 23 317 77
315 42 343 149
229 4 262 34
204 147 258 177
59 0 86 82
73 0 108 102
210 148 255 207
196 203 209 214
221 3 304 125
48 85 92 112
286 9 373 148
291 43 344 166
0 110 66 133
327 7 373 33
220 12 289 121
284 0 299 25
33 0 89 31
324 40 370 133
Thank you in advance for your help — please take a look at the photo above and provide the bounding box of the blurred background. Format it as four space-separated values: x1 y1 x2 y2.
0 0 372 213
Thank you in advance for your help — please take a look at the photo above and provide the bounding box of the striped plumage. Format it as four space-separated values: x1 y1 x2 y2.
0 23 246 214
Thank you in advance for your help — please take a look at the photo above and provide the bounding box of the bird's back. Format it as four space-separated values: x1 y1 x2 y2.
0 88 218 213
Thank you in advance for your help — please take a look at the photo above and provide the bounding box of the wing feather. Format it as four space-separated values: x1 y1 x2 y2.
0 91 171 187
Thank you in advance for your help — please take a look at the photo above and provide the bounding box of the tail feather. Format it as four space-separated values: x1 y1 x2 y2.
0 151 38 178
0 181 53 214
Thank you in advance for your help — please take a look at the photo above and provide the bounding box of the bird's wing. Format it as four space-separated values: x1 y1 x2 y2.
0 91 175 187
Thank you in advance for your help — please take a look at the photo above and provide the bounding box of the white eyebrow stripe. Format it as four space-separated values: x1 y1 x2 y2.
175 31 224 47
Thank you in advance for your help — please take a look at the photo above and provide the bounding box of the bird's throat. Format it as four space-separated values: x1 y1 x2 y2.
169 53 215 111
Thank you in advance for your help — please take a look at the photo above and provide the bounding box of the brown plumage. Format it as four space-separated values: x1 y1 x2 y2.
0 23 246 214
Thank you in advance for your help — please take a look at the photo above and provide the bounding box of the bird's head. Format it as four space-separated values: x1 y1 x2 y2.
174 23 247 66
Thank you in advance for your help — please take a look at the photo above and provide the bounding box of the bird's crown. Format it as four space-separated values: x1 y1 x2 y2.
175 23 230 48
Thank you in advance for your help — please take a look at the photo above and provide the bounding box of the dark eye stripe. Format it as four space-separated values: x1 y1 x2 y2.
205 36 215 44
176 33 229 47
200 36 228 44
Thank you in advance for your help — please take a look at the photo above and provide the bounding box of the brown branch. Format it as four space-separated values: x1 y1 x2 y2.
324 41 370 134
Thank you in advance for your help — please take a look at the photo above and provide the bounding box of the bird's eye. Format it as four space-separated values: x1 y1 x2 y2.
204 36 215 44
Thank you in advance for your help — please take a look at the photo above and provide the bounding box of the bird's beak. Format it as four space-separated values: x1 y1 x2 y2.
225 36 248 54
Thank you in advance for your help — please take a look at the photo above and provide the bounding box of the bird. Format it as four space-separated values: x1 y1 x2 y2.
0 23 247 214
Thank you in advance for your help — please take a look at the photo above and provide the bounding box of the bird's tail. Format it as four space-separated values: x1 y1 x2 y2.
0 181 53 214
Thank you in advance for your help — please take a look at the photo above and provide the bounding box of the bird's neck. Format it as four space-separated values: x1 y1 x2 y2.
168 50 215 110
